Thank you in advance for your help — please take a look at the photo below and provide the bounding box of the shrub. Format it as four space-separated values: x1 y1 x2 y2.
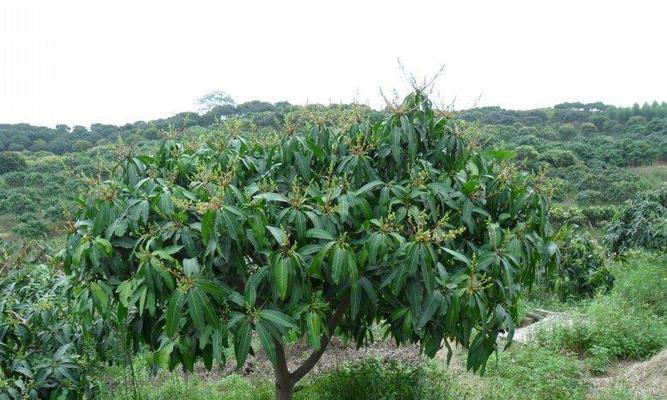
580 205 617 227
2 171 26 187
538 149 579 167
0 265 100 398
483 346 587 399
550 205 585 228
575 189 605 204
297 359 451 400
605 186 667 255
13 214 48 238
552 227 614 300
581 122 598 133
0 152 26 175
25 172 46 186
0 192 37 214
558 123 578 140
73 140 93 152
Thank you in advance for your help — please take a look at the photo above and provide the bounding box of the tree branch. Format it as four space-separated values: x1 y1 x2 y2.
290 298 350 383
273 339 292 389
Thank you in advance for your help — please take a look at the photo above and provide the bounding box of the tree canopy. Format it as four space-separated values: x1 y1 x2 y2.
64 91 554 399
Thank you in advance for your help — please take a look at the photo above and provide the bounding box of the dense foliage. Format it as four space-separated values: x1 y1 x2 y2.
551 226 613 300
63 91 554 399
0 265 98 399
605 186 667 255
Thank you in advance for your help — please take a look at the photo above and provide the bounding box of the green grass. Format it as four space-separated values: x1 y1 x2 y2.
100 371 274 400
535 253 667 374
629 164 667 190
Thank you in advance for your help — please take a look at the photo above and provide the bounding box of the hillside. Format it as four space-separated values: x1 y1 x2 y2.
1 98 665 243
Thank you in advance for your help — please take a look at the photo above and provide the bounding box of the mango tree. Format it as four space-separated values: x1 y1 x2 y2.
64 91 553 400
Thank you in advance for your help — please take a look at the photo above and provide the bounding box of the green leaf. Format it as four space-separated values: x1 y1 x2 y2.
417 291 443 329
444 248 471 265
259 309 297 329
273 257 289 299
156 342 175 369
306 311 321 349
155 245 183 258
254 192 289 203
188 288 207 331
331 246 346 284
391 126 402 162
234 320 252 368
359 277 377 308
267 226 288 246
196 279 230 301
90 282 109 313
355 180 384 196
94 237 113 256
462 199 474 229
201 211 215 243
351 280 360 319
255 321 276 364
305 228 335 241
166 290 184 337
159 191 174 216
183 258 200 277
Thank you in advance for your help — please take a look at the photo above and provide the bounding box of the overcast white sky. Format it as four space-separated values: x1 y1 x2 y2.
1 0 666 127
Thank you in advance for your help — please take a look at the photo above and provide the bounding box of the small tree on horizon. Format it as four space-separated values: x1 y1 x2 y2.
64 90 554 400
196 90 235 114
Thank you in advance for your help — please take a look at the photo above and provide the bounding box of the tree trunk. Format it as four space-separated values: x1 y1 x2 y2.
272 299 350 400
275 380 294 400
274 340 294 400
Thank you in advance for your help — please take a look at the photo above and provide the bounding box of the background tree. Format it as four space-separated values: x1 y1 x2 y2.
558 123 578 140
0 151 26 174
196 90 235 114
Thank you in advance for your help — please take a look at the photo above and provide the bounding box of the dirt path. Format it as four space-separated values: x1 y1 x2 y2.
589 349 667 398
498 309 573 344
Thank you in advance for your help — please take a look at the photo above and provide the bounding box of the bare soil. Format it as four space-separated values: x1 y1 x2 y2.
590 349 667 398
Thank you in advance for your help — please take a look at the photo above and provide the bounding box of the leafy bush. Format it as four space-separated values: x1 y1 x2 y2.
575 189 605 204
558 123 578 140
13 214 48 238
0 192 37 214
550 205 585 228
0 265 99 399
552 227 614 300
550 204 615 228
483 346 587 399
2 171 26 188
0 152 26 175
297 359 451 400
605 186 667 254
580 205 617 227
